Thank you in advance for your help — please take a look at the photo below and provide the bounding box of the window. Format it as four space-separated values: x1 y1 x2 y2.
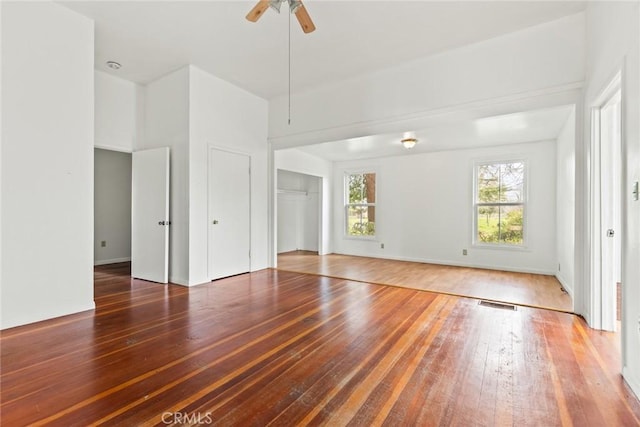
474 161 525 246
345 172 376 237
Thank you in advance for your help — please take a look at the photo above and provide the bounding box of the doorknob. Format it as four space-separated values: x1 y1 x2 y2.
158 221 171 226
606 229 615 237
212 220 219 225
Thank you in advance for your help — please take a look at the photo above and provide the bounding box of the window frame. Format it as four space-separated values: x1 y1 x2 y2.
344 169 378 240
472 159 528 249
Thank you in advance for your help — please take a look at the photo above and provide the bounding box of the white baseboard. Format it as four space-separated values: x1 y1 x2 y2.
623 366 640 401
169 276 189 286
555 274 574 299
333 252 556 276
1 300 95 330
94 257 131 266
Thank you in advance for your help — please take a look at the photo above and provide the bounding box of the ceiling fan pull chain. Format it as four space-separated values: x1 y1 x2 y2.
288 10 292 125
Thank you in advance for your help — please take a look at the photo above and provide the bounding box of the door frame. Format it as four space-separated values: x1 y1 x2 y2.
207 145 252 280
588 69 623 332
93 147 133 266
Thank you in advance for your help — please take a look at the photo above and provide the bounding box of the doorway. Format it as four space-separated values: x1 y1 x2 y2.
94 148 132 266
591 72 622 332
277 170 322 255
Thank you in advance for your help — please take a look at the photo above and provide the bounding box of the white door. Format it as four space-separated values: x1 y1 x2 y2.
131 147 170 283
600 90 621 331
208 148 251 280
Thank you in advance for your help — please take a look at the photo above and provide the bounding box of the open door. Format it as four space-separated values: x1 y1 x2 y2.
599 89 622 331
131 147 170 283
590 72 622 332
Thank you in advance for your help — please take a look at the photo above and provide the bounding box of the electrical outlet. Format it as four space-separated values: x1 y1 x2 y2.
101 240 106 247
462 249 467 256
380 243 385 249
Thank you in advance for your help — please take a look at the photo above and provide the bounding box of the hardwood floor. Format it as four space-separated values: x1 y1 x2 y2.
2 263 638 426
278 251 573 312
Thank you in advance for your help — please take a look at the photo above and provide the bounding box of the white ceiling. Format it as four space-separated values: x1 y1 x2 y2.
60 1 586 100
59 1 582 161
296 105 575 161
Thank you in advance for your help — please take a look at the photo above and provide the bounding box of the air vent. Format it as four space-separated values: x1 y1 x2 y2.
479 300 517 311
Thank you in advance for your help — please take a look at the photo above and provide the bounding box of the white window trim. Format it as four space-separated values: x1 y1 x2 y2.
344 169 378 240
472 159 528 250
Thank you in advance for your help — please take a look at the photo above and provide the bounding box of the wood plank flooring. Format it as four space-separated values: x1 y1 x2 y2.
278 251 573 312
2 263 638 426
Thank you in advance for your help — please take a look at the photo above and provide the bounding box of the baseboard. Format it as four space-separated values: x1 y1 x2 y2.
555 274 574 299
333 252 556 276
94 257 131 266
169 276 189 286
1 300 96 330
623 366 640 401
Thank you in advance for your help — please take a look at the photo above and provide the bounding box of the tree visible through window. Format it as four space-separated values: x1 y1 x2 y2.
475 161 525 245
346 172 376 237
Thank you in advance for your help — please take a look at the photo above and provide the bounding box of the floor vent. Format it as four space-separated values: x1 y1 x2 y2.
479 300 517 311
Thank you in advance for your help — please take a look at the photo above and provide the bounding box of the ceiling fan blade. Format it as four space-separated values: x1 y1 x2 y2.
295 2 316 33
246 0 270 22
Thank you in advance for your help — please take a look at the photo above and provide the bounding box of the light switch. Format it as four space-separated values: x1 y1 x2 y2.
633 181 639 201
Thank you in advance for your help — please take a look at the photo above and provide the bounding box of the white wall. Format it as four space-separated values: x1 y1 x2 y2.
141 65 268 286
95 70 140 152
141 67 191 285
274 148 333 259
1 2 94 329
556 108 576 297
94 149 132 265
189 66 269 286
269 13 585 148
332 141 557 274
277 170 320 253
580 1 640 399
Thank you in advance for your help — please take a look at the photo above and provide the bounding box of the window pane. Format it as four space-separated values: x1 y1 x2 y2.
499 205 523 244
477 206 500 243
477 164 500 202
348 173 376 204
500 162 524 202
348 174 365 203
347 206 376 236
476 205 523 245
364 173 376 203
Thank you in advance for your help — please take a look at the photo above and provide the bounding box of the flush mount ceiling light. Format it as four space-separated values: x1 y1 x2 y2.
106 61 121 70
401 131 418 149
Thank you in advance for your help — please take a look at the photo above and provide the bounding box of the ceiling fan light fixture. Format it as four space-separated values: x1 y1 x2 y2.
269 0 283 13
289 0 302 13
401 131 418 149
246 0 315 33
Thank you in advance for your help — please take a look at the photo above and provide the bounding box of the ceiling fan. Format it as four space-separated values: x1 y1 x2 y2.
246 0 316 34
